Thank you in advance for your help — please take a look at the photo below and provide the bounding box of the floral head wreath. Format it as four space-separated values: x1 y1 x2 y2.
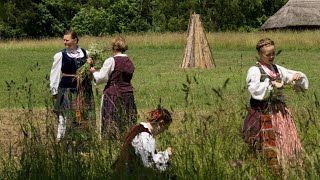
147 109 161 121
147 107 173 124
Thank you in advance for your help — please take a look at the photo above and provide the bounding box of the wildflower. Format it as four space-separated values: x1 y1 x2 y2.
76 43 105 84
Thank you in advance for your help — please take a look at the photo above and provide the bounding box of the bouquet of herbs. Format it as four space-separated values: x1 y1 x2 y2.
76 43 105 84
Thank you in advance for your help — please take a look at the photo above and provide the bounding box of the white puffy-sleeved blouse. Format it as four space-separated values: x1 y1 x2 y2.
246 63 309 100
92 54 128 85
131 122 170 171
49 47 87 95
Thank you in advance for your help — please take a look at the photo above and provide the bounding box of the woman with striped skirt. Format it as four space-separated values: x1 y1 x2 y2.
90 37 137 139
50 30 96 147
242 38 309 172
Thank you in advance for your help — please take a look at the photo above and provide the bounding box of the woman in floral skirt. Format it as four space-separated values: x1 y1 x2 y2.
242 38 309 172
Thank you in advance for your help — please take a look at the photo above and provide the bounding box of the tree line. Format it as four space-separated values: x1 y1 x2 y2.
0 0 288 39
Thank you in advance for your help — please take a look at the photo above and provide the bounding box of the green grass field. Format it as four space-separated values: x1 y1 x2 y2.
0 31 319 179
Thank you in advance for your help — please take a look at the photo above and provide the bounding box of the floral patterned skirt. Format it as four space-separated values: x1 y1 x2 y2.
242 103 303 171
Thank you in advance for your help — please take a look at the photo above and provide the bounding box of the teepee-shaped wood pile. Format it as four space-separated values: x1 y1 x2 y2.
181 13 215 69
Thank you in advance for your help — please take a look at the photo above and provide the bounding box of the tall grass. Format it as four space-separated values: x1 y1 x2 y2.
2 30 320 50
0 31 319 179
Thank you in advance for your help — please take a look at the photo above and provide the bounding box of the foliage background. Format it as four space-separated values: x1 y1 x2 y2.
0 0 288 39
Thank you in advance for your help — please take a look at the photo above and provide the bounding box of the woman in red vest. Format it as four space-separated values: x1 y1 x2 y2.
90 36 137 139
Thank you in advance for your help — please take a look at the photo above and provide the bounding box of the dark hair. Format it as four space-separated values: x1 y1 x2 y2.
112 107 172 171
111 36 128 53
147 107 172 125
256 38 274 51
64 29 79 43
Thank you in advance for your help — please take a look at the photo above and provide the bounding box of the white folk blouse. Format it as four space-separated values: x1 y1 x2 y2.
131 122 170 171
246 63 309 100
49 47 87 95
92 54 128 85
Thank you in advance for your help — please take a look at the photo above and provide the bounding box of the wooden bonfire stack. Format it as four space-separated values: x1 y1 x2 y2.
181 13 215 69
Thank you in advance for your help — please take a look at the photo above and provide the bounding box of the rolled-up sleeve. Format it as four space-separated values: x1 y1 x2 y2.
277 65 309 91
92 57 115 85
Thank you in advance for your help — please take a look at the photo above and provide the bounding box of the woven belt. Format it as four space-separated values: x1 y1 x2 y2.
62 73 77 77
62 73 82 123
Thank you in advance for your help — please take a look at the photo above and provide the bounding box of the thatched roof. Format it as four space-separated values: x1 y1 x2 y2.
261 0 320 30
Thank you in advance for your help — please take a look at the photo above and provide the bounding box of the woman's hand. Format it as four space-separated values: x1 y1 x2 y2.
90 67 96 73
87 58 94 65
271 81 283 88
292 73 302 81
166 147 174 156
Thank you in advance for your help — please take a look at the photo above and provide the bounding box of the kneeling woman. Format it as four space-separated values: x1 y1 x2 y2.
112 107 174 179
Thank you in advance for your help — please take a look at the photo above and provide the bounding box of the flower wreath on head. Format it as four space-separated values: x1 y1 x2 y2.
148 109 161 121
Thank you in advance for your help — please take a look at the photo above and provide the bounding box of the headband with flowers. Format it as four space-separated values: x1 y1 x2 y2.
148 109 161 121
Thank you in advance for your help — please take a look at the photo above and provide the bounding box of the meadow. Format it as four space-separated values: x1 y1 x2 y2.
0 31 319 179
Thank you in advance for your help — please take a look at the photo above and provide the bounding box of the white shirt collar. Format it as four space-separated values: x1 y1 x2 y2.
66 46 81 54
114 54 128 57
140 122 152 133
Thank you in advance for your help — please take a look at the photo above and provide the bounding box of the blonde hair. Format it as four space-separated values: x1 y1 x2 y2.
112 36 128 53
256 38 274 51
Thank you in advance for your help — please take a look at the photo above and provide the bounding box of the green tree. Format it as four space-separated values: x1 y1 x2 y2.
0 0 290 39
71 7 108 36
262 0 288 16
22 3 64 38
238 0 264 31
50 0 84 29
105 0 151 34
86 0 111 9
0 0 29 38
150 0 193 32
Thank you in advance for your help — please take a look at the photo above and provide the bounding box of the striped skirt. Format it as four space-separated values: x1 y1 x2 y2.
54 87 96 140
242 103 303 171
100 93 137 139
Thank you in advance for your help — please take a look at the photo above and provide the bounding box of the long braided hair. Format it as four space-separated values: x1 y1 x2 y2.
256 38 274 52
